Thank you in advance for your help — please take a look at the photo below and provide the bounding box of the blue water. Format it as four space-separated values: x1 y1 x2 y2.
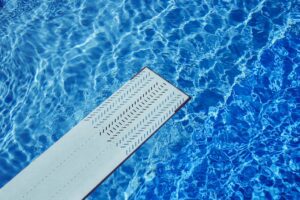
0 0 299 199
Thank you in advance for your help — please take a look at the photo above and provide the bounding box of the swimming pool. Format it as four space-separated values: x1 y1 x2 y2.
0 0 299 199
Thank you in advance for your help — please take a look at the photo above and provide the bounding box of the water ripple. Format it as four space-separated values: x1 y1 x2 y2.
0 0 299 199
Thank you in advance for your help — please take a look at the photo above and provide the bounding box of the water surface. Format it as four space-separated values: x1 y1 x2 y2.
0 0 299 199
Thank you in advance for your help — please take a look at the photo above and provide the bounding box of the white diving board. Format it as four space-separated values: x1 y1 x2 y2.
0 67 190 200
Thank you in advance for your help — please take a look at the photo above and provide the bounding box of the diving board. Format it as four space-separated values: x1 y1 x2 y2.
0 67 190 200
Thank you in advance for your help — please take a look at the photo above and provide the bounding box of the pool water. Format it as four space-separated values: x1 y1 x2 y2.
0 0 299 199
